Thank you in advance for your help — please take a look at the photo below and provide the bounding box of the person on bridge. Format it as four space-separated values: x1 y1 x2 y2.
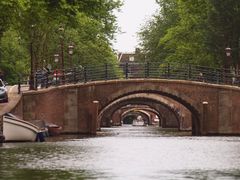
198 72 205 82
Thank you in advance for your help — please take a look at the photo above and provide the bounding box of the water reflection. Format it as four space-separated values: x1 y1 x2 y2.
1 125 240 179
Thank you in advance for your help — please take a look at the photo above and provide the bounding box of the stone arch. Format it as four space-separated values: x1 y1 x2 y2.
99 92 191 133
99 97 181 129
121 109 152 125
112 105 164 127
121 108 160 124
98 91 199 135
130 107 160 118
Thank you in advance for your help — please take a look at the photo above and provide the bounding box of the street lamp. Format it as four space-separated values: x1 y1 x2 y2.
225 47 232 57
68 44 74 55
54 54 59 62
68 43 74 68
225 47 232 69
54 53 59 66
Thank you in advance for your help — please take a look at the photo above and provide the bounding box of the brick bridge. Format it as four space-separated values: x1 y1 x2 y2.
8 78 240 136
100 93 190 130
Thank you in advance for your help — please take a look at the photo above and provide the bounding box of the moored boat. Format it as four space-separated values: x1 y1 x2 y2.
132 119 145 126
3 113 45 142
29 119 49 137
132 115 146 126
46 123 62 136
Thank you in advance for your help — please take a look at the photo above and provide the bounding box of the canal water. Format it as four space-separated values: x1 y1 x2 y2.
1 125 240 180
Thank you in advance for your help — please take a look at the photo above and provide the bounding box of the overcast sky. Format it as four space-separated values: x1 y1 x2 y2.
112 0 159 53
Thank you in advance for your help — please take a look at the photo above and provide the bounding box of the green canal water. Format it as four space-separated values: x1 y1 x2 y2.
1 125 240 180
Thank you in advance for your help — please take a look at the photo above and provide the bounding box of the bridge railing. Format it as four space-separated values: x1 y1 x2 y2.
18 62 240 91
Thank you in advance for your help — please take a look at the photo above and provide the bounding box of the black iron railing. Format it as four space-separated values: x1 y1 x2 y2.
18 62 240 92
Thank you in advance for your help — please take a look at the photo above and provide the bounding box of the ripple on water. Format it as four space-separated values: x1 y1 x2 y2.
1 126 240 179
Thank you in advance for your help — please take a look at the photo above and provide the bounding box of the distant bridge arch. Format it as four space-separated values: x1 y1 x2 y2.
98 94 184 130
121 108 160 123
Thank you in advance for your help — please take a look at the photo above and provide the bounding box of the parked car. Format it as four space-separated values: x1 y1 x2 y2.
0 79 8 103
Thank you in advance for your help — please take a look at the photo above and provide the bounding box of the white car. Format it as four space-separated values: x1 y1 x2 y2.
0 79 8 103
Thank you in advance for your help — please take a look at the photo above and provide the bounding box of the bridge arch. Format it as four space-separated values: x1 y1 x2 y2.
98 91 197 134
102 98 181 128
110 104 165 127
121 110 151 125
120 107 160 125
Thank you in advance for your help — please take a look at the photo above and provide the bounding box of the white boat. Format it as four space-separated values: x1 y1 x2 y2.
3 113 45 142
132 115 146 126
132 119 145 126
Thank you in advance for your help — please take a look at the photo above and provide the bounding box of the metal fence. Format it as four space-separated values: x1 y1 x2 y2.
18 62 240 92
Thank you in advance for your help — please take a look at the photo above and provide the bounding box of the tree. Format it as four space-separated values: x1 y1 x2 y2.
159 0 215 66
0 0 26 82
0 28 29 83
0 0 23 39
139 0 179 62
0 0 122 83
208 0 240 67
139 0 240 68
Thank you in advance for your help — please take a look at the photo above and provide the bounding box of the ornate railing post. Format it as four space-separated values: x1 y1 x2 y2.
73 67 77 83
34 73 38 90
214 69 218 84
45 72 49 88
105 63 108 80
84 67 87 83
188 64 192 80
18 74 21 94
145 62 149 78
125 62 129 79
164 64 167 78
221 68 225 84
167 63 170 78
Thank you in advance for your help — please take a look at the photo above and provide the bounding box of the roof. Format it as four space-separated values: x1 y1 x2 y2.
118 52 136 63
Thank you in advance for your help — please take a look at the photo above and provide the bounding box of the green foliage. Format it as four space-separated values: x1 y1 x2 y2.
139 0 179 62
0 0 122 83
139 0 240 68
0 28 29 83
0 0 23 37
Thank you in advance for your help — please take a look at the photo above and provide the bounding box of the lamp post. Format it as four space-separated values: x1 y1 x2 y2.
58 26 64 70
54 53 59 84
29 25 35 90
58 26 65 83
29 39 34 90
68 43 74 68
